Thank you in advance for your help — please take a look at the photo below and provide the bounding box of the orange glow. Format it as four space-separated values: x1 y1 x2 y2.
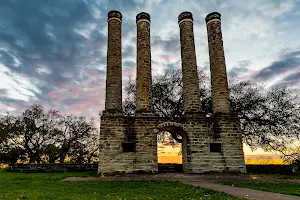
157 154 285 164
158 156 182 164
158 141 182 164
157 142 286 164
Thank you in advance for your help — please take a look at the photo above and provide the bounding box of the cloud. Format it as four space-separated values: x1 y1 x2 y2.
278 71 300 86
123 60 136 69
228 60 251 78
254 50 300 82
0 0 112 116
151 36 181 75
123 45 135 59
1 0 300 117
247 0 296 18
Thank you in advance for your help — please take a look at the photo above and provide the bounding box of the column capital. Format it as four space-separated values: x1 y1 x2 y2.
178 11 193 25
108 10 122 23
205 12 221 24
136 12 150 23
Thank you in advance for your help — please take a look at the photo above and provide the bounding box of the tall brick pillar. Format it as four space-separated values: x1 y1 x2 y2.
104 11 122 113
206 12 230 114
136 12 152 114
206 12 246 174
178 12 201 115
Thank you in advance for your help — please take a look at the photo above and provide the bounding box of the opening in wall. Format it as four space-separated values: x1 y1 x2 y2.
157 129 188 173
122 142 136 152
210 143 222 152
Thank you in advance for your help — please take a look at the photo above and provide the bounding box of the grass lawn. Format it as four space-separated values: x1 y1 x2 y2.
219 181 300 197
0 170 242 200
247 173 300 180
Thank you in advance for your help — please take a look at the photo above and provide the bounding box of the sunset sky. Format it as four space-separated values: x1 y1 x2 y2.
157 142 286 164
157 135 287 164
0 0 300 159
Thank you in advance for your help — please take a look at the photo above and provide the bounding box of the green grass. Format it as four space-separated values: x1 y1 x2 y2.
247 173 300 180
0 169 242 200
219 181 300 197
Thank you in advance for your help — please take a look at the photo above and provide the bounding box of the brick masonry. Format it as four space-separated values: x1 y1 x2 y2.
99 11 246 174
105 11 123 113
178 12 202 115
206 12 230 114
136 12 152 114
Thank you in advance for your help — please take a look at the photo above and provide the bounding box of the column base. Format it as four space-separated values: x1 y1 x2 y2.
184 111 206 117
102 109 123 117
135 109 154 117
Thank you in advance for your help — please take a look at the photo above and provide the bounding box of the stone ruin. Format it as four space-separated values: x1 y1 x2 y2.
98 10 247 174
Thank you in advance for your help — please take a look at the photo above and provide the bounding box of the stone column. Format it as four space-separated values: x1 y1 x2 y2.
206 12 230 114
104 10 122 113
136 12 152 114
178 12 201 115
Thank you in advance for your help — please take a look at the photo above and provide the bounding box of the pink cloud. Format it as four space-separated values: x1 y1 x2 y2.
265 69 272 72
72 88 82 96
161 54 180 62
123 68 135 77
48 91 63 99
251 71 260 76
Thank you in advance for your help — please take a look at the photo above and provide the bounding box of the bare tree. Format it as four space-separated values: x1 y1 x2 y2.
0 114 26 164
0 105 98 164
231 82 300 164
124 70 300 165
51 115 96 163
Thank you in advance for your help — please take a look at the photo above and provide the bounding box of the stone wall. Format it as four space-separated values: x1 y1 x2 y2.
98 114 246 174
216 114 247 173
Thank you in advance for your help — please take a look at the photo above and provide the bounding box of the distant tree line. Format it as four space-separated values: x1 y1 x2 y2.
123 69 300 166
0 105 99 164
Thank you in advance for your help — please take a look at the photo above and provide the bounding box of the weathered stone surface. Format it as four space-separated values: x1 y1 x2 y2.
206 12 230 114
99 11 246 175
178 12 202 115
105 10 122 113
136 12 152 114
99 115 246 174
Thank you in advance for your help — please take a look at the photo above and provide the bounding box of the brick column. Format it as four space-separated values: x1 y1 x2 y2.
206 12 230 114
178 12 201 115
136 12 152 114
104 11 122 113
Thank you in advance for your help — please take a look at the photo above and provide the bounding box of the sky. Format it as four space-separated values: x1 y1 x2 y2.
1 0 300 160
1 0 300 117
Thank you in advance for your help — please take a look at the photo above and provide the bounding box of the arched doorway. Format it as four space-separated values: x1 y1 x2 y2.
156 123 188 173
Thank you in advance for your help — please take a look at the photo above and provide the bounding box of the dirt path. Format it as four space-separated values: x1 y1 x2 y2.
63 173 300 200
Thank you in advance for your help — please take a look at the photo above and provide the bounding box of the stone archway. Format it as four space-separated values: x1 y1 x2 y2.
155 122 189 173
